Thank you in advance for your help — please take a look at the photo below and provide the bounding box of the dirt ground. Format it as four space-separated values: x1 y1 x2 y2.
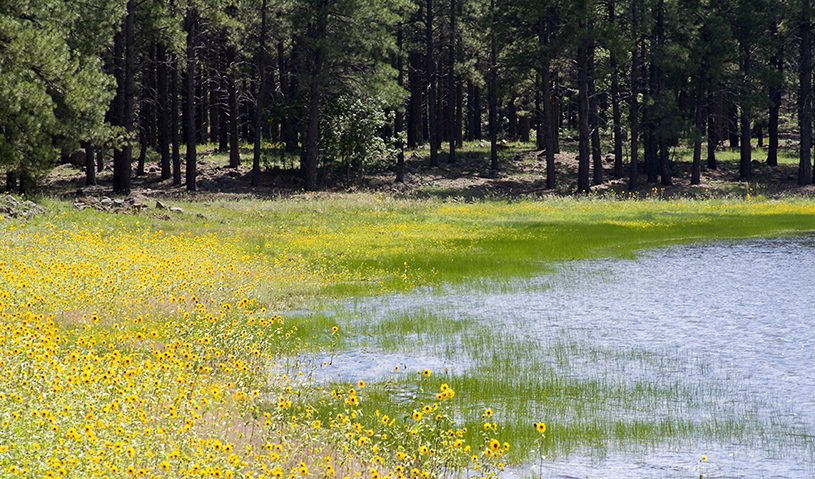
42 145 815 201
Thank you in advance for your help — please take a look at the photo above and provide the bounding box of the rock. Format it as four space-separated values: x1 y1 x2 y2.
168 206 184 213
69 194 162 215
0 194 47 218
124 196 147 211
155 200 167 210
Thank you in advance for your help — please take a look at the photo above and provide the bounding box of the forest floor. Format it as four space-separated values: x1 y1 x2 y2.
42 142 815 202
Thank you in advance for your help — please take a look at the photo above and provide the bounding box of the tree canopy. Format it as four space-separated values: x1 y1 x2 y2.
4 0 815 193
0 0 121 189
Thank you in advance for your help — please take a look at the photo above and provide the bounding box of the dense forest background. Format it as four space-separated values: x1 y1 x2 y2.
3 0 815 195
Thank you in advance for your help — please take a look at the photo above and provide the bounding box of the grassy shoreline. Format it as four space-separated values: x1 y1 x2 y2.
1 193 814 478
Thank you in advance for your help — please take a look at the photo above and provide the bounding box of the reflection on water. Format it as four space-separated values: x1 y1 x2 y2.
298 235 815 477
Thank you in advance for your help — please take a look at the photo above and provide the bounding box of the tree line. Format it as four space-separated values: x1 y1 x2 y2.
2 0 815 195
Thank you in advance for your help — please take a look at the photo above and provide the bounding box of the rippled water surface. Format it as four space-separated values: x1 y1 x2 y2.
305 235 815 477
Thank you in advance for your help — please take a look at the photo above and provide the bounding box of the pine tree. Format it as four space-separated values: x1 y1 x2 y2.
0 0 123 192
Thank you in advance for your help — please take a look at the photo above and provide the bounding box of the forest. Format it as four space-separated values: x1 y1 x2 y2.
2 0 815 195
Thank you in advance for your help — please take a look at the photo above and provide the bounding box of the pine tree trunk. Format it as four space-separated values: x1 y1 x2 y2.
707 93 717 170
611 59 623 180
200 71 209 144
436 75 444 152
157 43 171 180
629 31 639 191
473 85 484 140
456 81 463 147
279 41 296 154
396 23 405 183
83 141 96 186
489 0 498 172
467 82 482 141
539 15 556 189
447 0 456 163
768 91 780 166
656 0 671 186
535 78 543 150
543 68 555 189
137 124 148 176
740 107 752 180
305 4 327 191
577 24 591 193
210 58 220 149
609 3 623 179
801 0 813 185
588 39 603 185
252 0 268 187
728 101 739 148
465 81 474 141
137 44 154 177
768 23 782 166
228 76 240 168
113 0 135 195
645 58 659 183
427 0 439 166
276 41 287 152
305 77 322 190
508 96 517 141
692 81 704 185
408 52 424 148
552 76 560 153
185 8 197 191
740 45 752 181
171 54 181 185
111 27 123 187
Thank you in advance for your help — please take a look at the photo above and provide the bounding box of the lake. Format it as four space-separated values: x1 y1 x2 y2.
302 234 815 478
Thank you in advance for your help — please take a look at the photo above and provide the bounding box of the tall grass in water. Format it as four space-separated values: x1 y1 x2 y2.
301 301 814 464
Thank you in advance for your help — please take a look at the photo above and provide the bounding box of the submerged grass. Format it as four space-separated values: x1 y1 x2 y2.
307 299 815 465
2 193 815 476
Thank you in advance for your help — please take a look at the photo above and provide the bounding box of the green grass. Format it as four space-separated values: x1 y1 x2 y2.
669 141 801 165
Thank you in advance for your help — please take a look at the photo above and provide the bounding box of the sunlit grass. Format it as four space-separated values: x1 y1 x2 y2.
669 142 800 165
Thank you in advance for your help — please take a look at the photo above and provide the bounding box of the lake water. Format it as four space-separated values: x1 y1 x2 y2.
304 234 815 478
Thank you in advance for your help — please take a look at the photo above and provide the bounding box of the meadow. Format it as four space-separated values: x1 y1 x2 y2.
2 192 815 478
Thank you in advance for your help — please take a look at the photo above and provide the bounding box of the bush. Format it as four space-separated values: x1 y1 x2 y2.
320 96 395 182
